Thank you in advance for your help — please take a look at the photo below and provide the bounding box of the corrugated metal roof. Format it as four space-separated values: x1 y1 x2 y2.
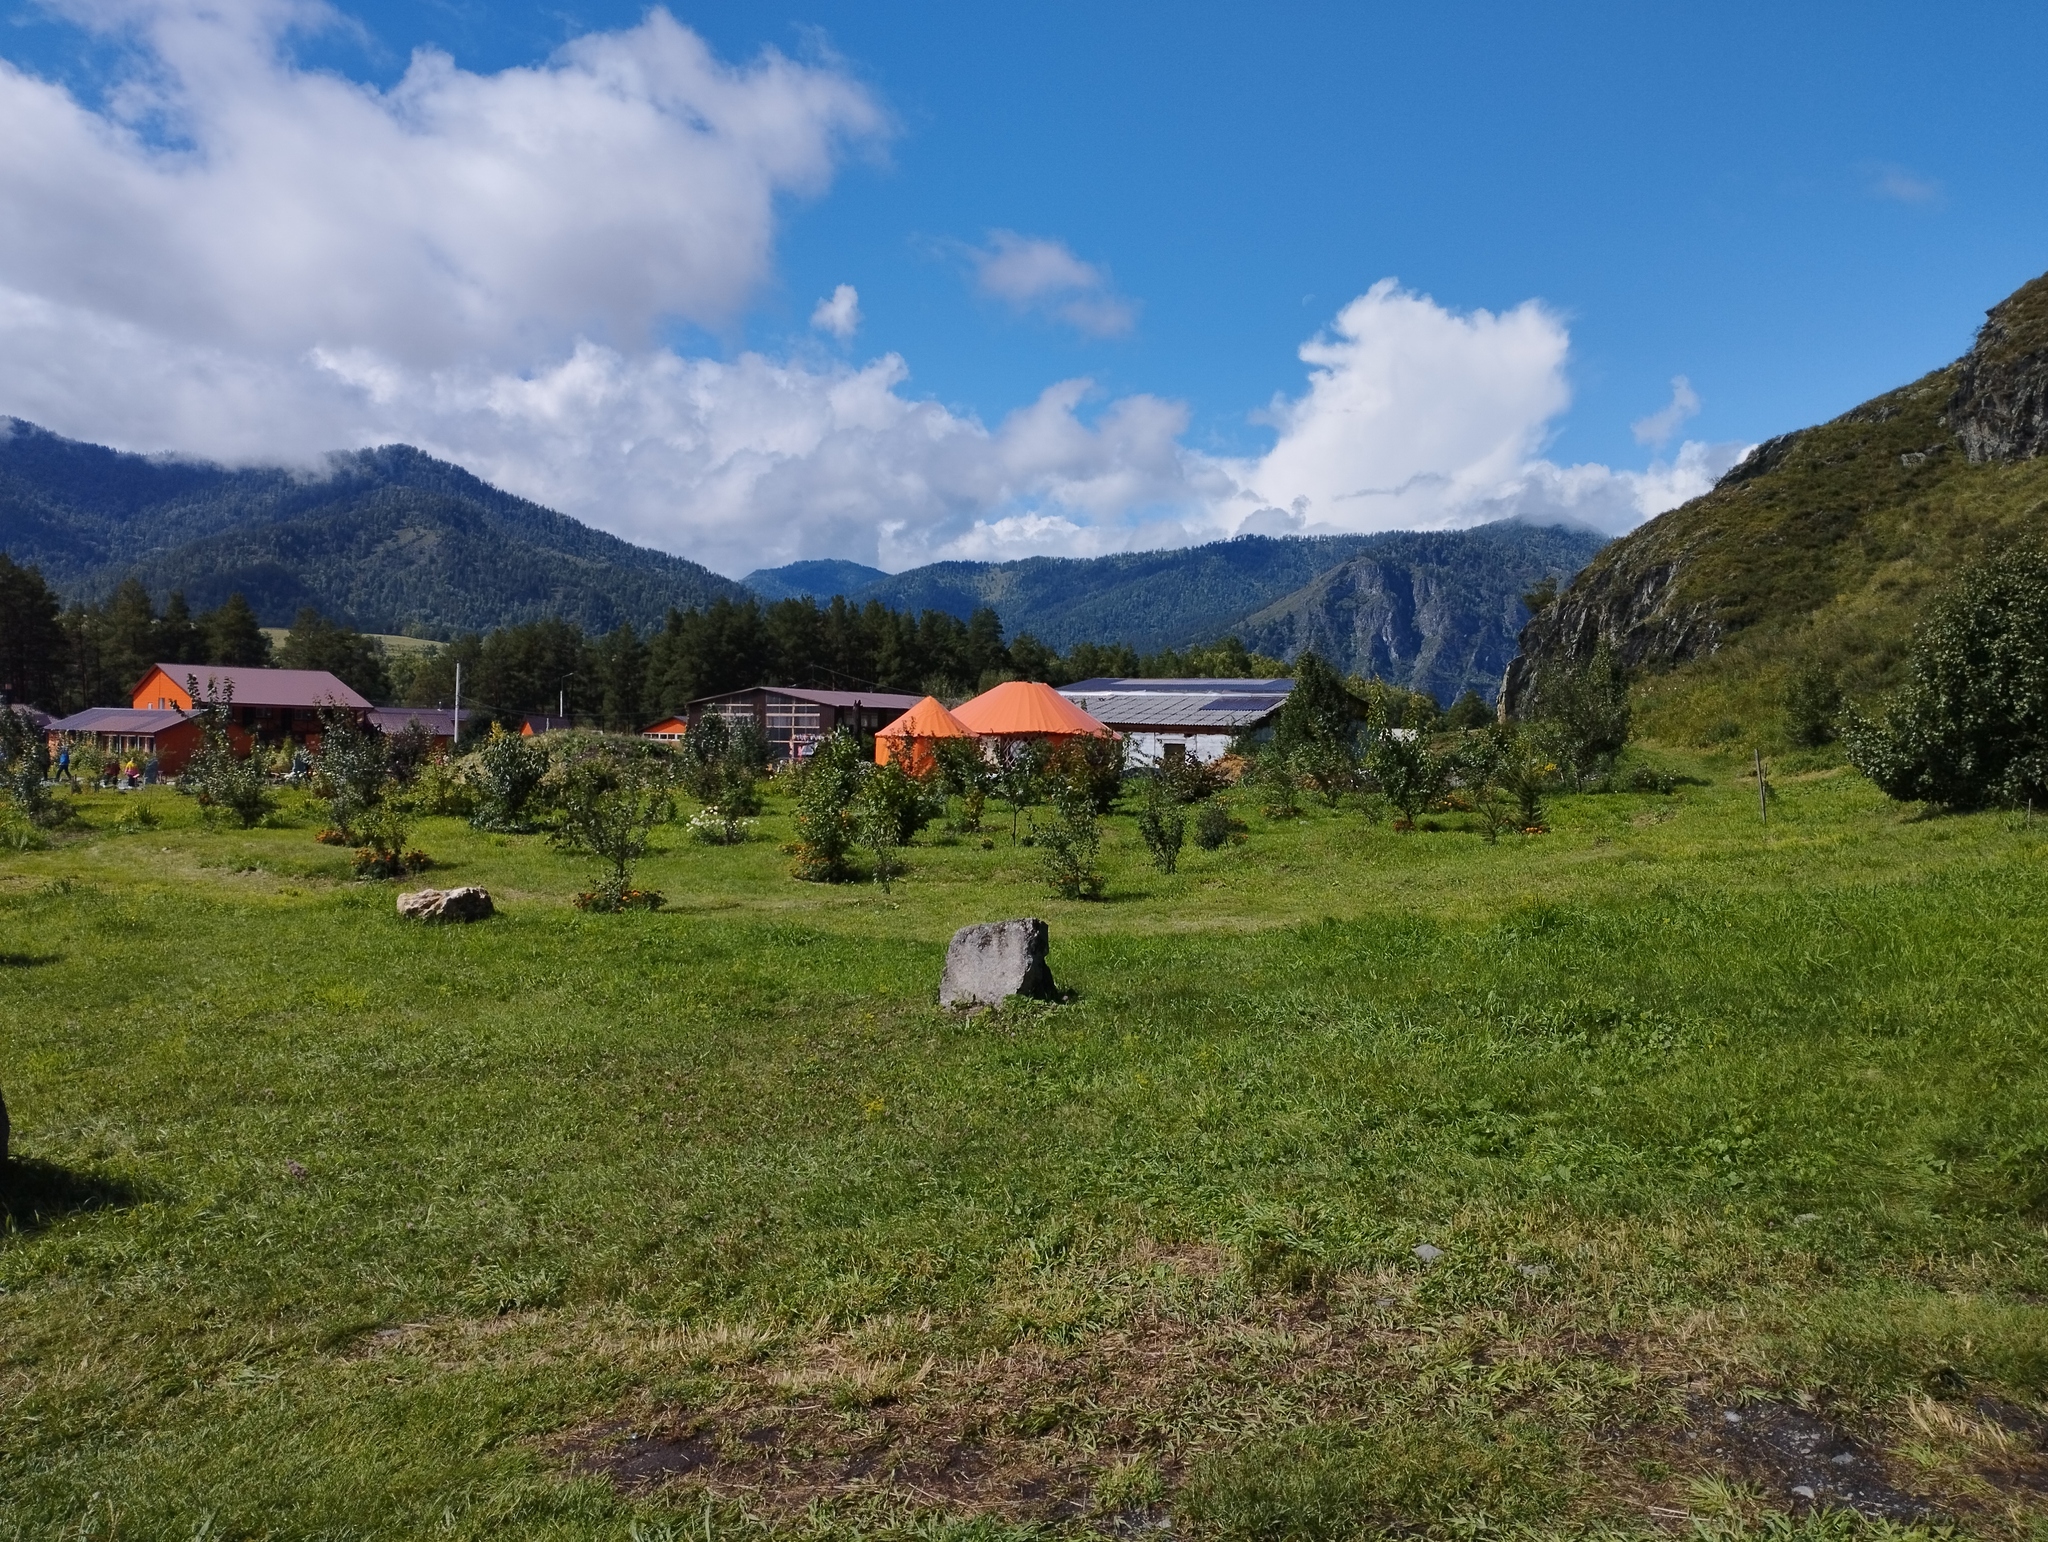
1056 691 1283 730
140 664 372 709
688 685 925 711
48 708 194 734
1063 677 1294 694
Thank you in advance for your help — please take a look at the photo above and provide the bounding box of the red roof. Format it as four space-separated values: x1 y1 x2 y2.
135 664 371 711
951 680 1114 737
876 696 973 767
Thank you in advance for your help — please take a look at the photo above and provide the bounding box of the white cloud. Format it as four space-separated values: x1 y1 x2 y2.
1631 374 1701 447
1870 164 1941 206
809 283 861 340
0 0 885 370
966 230 1137 338
0 7 1731 579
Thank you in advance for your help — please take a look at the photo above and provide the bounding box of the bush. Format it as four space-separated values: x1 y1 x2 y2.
1136 776 1186 873
1039 769 1104 899
1529 642 1632 789
178 678 273 828
1253 748 1301 819
541 737 678 910
1050 733 1126 813
1192 799 1234 850
1444 689 1493 731
311 707 388 843
1365 729 1445 828
1783 662 1843 748
791 730 867 882
1844 549 2048 809
467 727 548 832
933 737 994 833
0 706 64 828
687 806 755 845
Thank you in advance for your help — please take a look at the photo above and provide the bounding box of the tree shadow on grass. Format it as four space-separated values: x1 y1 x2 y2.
0 1158 142 1236
0 953 61 968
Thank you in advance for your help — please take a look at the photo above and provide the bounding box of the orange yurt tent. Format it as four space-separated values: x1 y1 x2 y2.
951 680 1114 740
875 695 973 774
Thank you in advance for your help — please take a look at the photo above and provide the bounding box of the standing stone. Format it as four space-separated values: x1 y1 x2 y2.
940 918 1057 1009
397 886 496 923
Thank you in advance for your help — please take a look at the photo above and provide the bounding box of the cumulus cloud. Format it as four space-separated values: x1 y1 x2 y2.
1631 375 1701 447
809 283 861 340
966 230 1137 338
0 5 1731 577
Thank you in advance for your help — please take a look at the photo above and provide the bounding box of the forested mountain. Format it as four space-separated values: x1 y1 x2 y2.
0 421 743 633
741 558 890 603
748 522 1607 703
1503 267 2048 739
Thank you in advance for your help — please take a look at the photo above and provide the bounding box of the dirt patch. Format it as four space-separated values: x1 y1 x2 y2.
1681 1398 1931 1520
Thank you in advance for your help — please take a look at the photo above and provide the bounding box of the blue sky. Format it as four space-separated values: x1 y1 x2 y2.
1 1 2044 573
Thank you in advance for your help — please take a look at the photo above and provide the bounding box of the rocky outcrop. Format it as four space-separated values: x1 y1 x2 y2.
940 919 1056 1010
1948 271 2048 463
1236 524 1606 703
1500 267 2048 718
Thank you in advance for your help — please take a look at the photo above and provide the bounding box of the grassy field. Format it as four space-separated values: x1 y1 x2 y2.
3 755 2047 1539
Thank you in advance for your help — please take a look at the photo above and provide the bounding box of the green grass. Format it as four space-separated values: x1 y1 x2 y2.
3 763 2047 1539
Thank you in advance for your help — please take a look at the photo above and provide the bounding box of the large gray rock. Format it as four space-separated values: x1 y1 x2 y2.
397 886 495 923
941 918 1056 1010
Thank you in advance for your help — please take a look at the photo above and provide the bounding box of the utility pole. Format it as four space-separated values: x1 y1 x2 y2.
453 663 462 749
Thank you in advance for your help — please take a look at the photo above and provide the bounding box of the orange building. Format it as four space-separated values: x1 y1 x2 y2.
874 696 973 774
128 663 370 755
950 680 1115 741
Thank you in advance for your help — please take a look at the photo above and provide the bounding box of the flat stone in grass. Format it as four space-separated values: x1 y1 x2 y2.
941 918 1056 1010
397 886 495 923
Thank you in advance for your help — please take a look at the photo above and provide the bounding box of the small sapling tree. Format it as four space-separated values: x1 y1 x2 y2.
851 761 937 892
933 736 995 833
1039 766 1104 899
1365 726 1445 829
791 729 867 881
1192 798 1234 850
312 706 388 843
543 737 678 910
180 675 273 828
991 737 1046 845
0 706 63 829
1531 641 1632 789
467 725 548 832
1136 774 1187 873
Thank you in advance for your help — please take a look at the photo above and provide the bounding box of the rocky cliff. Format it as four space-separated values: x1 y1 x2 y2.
1500 269 2048 718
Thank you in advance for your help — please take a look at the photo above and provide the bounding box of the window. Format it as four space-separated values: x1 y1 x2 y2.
1163 742 1187 767
765 697 822 753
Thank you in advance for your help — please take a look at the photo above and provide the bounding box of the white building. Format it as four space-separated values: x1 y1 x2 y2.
1057 677 1293 767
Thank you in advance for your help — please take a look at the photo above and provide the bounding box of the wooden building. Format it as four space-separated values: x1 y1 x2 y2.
129 663 370 755
45 707 206 776
685 686 924 760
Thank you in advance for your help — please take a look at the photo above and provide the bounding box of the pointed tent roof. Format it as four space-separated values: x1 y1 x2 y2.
951 680 1114 738
876 695 974 767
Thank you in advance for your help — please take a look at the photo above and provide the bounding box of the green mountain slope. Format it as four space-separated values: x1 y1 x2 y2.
747 522 1606 700
0 422 745 633
1503 269 2048 741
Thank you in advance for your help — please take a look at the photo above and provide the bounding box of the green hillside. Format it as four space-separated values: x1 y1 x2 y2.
1504 269 2048 744
0 423 744 634
749 522 1607 703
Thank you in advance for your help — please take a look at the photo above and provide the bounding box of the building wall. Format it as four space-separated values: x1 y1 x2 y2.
1119 731 1239 768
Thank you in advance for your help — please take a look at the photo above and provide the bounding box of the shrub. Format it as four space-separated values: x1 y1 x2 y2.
1136 775 1187 873
687 806 755 845
467 726 547 832
990 737 1047 845
1039 769 1104 899
1844 549 2048 809
311 707 388 843
1529 641 1632 789
1192 798 1234 850
1783 662 1843 748
350 800 430 880
541 737 678 911
933 737 994 832
1050 733 1126 813
1272 652 1355 754
1444 689 1493 731
178 678 272 828
1253 748 1301 819
1365 729 1445 828
791 729 867 882
0 706 64 828
1448 729 1518 843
